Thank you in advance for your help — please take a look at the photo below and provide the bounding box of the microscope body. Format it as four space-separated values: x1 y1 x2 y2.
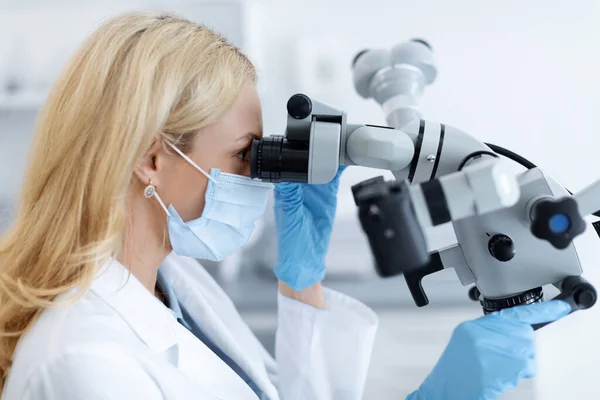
248 39 599 324
453 169 583 299
351 42 598 319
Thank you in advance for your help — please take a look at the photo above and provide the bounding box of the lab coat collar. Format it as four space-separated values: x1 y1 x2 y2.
160 255 280 400
90 258 178 352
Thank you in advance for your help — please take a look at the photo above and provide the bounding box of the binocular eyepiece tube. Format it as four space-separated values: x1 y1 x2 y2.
250 135 310 183
250 94 315 183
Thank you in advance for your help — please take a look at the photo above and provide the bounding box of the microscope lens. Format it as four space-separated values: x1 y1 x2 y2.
250 136 310 183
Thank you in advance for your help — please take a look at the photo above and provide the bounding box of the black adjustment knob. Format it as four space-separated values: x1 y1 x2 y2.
531 197 586 249
488 234 515 262
481 287 544 314
532 276 596 331
575 288 597 309
468 286 481 302
287 94 312 120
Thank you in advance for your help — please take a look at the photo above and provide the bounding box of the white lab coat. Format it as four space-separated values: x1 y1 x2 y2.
2 253 378 400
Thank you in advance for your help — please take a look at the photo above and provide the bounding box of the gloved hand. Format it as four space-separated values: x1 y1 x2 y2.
273 166 346 291
407 300 571 400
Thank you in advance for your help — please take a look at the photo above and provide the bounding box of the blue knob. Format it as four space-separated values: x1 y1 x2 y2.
549 213 570 234
531 198 585 249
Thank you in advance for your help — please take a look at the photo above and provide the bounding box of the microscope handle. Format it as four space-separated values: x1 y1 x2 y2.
403 252 444 307
532 276 597 330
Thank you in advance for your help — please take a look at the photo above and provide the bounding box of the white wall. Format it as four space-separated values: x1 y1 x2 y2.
0 0 248 207
0 0 247 105
242 1 600 398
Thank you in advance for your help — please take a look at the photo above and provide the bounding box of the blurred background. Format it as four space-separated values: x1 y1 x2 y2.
1 0 600 398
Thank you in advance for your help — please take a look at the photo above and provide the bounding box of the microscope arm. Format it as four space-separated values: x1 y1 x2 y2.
408 156 520 229
281 93 493 183
573 178 600 218
343 124 415 171
577 180 600 237
283 93 498 187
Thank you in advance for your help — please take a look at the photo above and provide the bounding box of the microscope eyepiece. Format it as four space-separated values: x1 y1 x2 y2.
250 136 310 183
250 93 344 184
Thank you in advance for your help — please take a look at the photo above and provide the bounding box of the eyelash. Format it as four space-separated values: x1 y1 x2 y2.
235 148 250 163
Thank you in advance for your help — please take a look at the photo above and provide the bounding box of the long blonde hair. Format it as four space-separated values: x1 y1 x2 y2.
0 11 256 388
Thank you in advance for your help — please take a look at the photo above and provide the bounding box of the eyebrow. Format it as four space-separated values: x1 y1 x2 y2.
236 132 261 142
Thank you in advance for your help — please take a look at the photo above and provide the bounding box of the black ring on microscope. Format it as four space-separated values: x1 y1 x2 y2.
457 151 499 171
408 119 426 182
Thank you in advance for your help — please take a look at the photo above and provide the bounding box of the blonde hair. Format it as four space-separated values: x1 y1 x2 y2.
0 11 255 388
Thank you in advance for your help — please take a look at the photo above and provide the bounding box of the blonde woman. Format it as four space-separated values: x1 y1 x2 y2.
0 12 377 400
0 11 571 400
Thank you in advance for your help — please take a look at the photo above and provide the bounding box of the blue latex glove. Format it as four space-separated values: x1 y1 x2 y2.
273 166 346 291
407 300 571 400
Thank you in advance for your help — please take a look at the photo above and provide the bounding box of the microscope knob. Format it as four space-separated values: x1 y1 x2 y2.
575 288 597 309
481 287 544 314
287 94 312 120
531 197 586 249
468 286 481 301
488 234 515 262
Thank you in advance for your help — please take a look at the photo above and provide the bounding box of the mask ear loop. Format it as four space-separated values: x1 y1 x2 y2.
166 141 217 184
144 180 171 217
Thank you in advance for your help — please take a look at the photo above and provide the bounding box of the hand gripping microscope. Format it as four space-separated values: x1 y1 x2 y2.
249 40 600 329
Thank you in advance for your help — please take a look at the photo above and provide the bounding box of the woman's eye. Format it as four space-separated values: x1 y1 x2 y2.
235 149 250 162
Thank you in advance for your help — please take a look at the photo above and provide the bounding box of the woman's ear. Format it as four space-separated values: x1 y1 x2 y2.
133 138 163 187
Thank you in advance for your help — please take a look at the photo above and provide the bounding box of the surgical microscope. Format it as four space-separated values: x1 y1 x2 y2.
249 40 600 329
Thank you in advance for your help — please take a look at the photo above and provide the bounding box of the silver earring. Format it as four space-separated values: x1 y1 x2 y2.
144 180 156 198
143 180 170 216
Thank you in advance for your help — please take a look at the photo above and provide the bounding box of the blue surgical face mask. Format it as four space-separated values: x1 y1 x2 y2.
152 143 273 261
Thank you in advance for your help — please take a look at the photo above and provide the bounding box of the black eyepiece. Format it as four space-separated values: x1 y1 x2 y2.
250 136 310 183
